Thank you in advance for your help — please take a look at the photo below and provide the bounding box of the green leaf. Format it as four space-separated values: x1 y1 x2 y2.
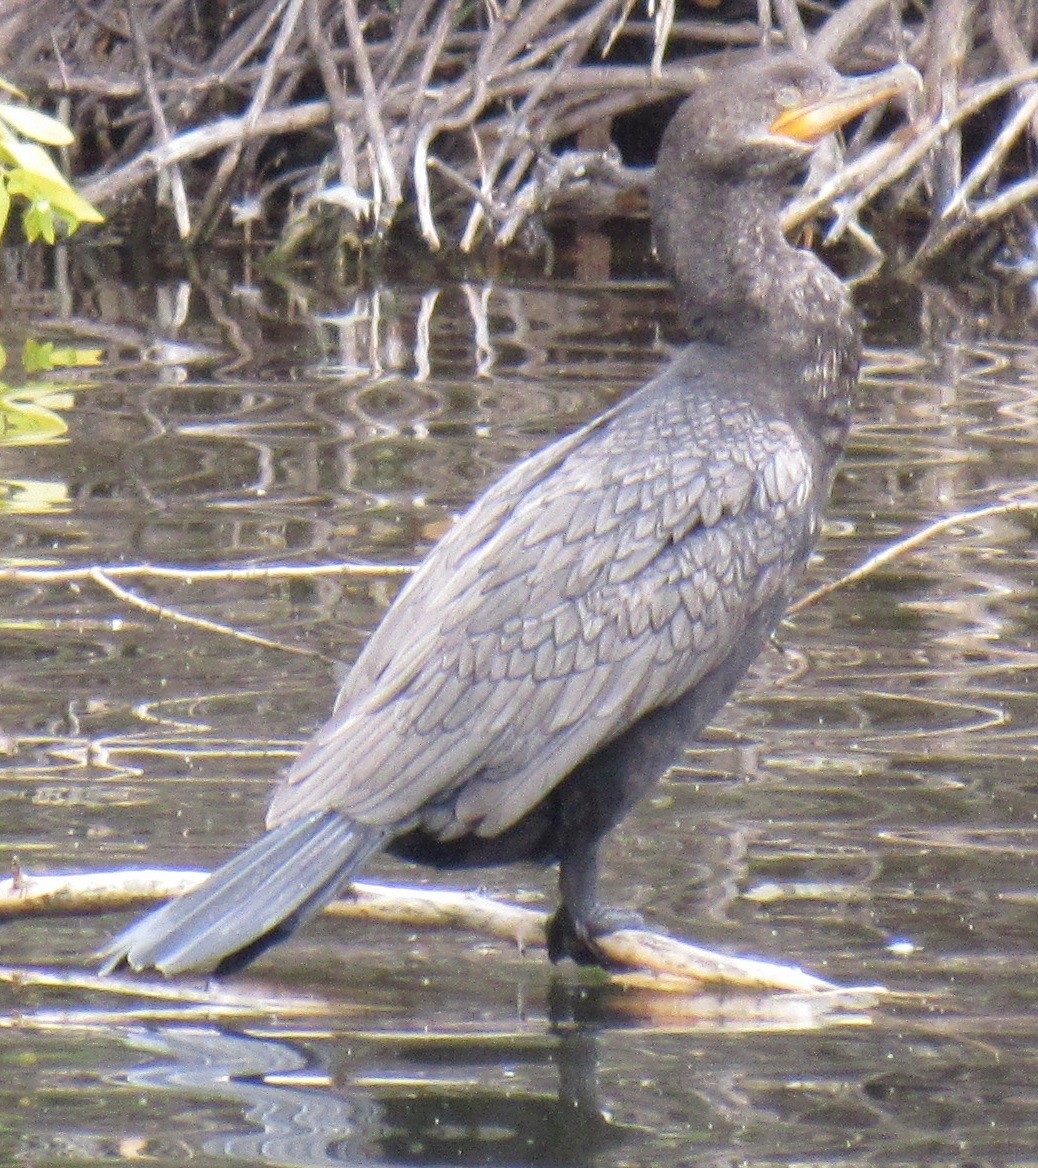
0 103 74 147
0 179 9 239
6 166 103 226
21 340 53 372
22 339 102 371
0 343 6 373
0 383 69 446
3 169 34 198
0 132 65 185
22 200 55 244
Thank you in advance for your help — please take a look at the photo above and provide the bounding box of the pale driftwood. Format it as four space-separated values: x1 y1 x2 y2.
0 866 869 995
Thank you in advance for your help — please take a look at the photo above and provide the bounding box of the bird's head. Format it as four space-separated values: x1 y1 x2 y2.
663 53 917 182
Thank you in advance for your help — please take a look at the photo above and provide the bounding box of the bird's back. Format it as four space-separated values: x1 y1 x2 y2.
267 341 822 843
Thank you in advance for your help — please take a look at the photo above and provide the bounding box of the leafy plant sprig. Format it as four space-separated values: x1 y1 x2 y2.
0 78 103 242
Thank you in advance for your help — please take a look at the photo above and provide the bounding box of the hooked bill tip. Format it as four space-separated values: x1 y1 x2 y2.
769 63 920 145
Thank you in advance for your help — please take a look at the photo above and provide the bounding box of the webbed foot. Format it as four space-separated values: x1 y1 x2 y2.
546 903 645 966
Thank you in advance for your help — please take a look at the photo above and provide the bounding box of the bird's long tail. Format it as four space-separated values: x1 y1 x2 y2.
99 810 387 976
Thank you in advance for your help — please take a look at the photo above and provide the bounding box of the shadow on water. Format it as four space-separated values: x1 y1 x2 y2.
2 244 1038 1163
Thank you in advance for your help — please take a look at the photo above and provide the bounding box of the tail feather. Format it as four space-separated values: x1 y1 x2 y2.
99 810 387 976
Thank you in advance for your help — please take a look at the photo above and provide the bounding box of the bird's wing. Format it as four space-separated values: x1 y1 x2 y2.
267 351 817 836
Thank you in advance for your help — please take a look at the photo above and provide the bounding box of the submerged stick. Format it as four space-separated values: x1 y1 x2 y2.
0 560 412 583
87 568 329 660
790 497 1038 615
0 866 853 994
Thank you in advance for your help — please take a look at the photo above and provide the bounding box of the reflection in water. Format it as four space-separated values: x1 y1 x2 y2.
3 267 1038 1163
62 973 1038 1166
120 1016 622 1167
126 1028 381 1166
371 1028 619 1167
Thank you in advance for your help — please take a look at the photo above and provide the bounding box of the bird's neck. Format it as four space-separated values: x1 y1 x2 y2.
655 172 859 461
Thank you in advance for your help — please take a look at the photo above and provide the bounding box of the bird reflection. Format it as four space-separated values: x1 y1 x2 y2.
121 1016 625 1167
125 1027 380 1165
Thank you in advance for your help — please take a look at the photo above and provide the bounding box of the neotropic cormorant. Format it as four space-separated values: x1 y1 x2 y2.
103 53 910 976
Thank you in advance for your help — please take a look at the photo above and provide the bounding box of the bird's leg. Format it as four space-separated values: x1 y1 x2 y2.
547 839 644 966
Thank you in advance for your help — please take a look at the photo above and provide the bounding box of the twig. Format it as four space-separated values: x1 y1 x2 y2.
16 0 1038 261
404 0 465 247
0 865 875 995
459 0 618 249
810 0 897 61
80 99 334 204
826 63 1038 264
972 170 1038 224
789 498 1038 616
341 0 403 219
126 0 191 238
426 153 497 212
921 0 970 217
305 0 360 195
0 560 413 583
651 0 675 75
773 0 809 53
944 85 1038 217
990 0 1038 141
86 567 328 660
195 0 306 235
376 0 441 93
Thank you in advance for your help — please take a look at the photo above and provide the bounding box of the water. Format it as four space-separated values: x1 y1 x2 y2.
2 248 1038 1164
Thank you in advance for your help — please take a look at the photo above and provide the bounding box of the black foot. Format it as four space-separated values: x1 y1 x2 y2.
546 904 645 966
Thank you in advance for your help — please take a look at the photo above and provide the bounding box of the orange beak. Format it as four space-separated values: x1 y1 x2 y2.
770 62 919 144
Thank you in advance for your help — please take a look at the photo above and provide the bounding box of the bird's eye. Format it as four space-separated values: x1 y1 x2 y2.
775 85 803 109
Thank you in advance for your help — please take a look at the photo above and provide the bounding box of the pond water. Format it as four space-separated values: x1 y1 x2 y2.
2 240 1038 1165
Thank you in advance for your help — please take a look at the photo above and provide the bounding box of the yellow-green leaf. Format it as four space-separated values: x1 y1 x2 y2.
0 179 9 238
22 339 102 372
57 346 103 368
0 134 65 185
23 201 55 244
45 181 103 225
0 386 69 446
0 77 27 101
6 166 103 225
22 339 54 373
0 103 74 147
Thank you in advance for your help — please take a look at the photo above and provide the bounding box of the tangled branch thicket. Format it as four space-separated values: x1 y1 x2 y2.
2 0 1037 266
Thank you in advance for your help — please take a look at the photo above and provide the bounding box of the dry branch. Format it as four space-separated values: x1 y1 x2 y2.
0 866 878 996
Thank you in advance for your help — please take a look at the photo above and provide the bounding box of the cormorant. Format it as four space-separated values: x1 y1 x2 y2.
102 53 909 976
